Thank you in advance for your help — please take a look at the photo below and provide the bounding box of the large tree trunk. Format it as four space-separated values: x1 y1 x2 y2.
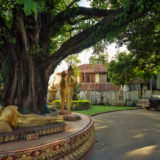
1 14 51 114
2 53 48 113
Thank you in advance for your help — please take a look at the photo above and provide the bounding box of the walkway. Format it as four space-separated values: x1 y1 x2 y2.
86 109 160 160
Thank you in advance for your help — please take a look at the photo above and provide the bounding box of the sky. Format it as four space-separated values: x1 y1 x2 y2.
51 0 127 82
79 0 91 7
56 43 127 71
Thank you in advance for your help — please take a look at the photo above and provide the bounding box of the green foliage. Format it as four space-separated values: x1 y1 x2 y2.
91 0 130 9
90 40 109 67
91 0 109 9
50 0 75 16
50 100 91 110
107 51 159 86
1 0 157 60
73 83 81 100
107 52 136 85
15 0 76 20
91 0 133 10
65 54 81 77
90 52 108 67
0 0 14 29
115 5 160 80
106 1 160 86
15 0 41 20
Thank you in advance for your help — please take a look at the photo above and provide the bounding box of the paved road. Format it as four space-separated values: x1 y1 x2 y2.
86 109 160 160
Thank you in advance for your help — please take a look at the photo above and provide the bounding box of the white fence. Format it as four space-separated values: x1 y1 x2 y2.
78 90 160 106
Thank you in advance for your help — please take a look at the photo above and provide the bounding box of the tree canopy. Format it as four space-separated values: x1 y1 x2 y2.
108 3 160 85
89 40 109 67
107 52 135 85
0 0 159 112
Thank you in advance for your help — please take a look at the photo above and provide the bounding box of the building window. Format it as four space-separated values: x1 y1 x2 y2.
82 75 85 82
92 75 95 82
91 76 93 82
81 74 95 83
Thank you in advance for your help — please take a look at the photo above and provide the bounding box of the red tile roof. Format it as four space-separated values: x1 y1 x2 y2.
57 63 107 75
80 83 119 91
78 63 107 73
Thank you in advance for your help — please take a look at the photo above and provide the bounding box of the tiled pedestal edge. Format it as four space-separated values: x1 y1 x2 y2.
0 115 95 160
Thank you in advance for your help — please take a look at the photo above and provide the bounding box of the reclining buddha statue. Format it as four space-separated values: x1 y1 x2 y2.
0 105 63 133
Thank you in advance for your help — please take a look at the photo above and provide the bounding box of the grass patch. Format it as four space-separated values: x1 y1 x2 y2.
73 105 135 116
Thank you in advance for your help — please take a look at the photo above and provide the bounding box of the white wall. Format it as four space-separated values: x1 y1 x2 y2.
79 90 120 105
56 87 160 106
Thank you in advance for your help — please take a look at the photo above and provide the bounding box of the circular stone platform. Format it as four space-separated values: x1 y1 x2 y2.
0 113 95 160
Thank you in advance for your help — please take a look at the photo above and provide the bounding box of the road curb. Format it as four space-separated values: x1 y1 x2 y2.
90 107 142 117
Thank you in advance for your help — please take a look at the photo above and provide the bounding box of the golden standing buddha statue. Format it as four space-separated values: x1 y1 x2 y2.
66 66 77 115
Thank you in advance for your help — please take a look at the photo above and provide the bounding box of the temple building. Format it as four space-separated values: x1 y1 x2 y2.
57 63 120 105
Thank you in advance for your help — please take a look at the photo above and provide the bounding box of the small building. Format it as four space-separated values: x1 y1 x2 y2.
121 77 160 105
122 78 150 105
57 63 120 105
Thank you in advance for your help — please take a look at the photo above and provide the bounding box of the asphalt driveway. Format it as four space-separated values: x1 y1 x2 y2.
86 109 160 160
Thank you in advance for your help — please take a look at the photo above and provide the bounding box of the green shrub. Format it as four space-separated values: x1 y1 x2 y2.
50 100 91 110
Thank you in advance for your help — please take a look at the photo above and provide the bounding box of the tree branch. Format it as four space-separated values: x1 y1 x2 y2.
67 16 99 25
15 15 29 54
66 0 80 9
43 0 156 79
39 6 115 55
53 6 114 22
49 7 114 34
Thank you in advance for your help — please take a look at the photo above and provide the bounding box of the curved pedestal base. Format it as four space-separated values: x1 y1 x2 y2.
0 113 95 160
0 122 67 144
63 113 81 121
